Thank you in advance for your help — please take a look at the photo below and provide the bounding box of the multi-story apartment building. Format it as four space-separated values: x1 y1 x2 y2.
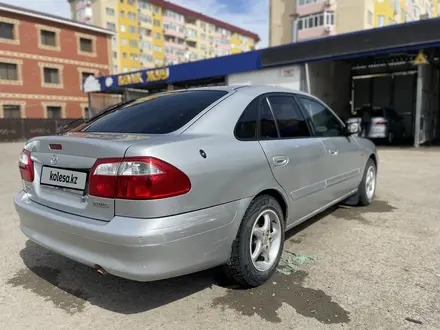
68 0 260 74
0 2 113 119
270 0 437 47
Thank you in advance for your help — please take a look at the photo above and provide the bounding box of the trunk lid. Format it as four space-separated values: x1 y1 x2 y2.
23 132 153 221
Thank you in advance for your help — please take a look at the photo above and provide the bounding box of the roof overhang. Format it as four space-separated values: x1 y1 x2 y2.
262 17 440 67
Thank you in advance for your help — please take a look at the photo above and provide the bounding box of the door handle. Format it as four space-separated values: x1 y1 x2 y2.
273 156 289 166
328 149 338 156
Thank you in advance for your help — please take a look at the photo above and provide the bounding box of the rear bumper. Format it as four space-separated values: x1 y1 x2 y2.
14 191 250 282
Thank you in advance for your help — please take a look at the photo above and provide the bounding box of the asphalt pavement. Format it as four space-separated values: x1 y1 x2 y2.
1 142 439 330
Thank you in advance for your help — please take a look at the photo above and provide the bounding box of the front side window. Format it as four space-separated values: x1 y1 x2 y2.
298 97 343 137
83 90 228 134
267 95 310 138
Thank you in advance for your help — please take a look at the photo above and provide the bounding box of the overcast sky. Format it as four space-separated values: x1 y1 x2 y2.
2 0 269 47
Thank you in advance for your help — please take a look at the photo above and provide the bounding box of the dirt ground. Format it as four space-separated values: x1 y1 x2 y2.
1 142 439 330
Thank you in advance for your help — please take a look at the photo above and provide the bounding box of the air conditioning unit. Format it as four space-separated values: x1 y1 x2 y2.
325 26 333 32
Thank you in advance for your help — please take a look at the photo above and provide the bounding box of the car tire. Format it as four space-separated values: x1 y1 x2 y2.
358 158 377 206
223 195 285 288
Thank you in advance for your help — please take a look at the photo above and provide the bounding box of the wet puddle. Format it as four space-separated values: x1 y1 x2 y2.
212 252 350 324
7 266 88 314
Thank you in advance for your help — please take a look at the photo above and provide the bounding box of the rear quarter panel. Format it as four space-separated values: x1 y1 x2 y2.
118 136 281 218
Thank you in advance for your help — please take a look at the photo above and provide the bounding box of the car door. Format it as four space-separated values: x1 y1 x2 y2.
296 95 362 201
257 93 329 225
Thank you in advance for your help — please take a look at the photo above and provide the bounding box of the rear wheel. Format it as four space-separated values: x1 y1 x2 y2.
224 195 285 288
358 158 377 206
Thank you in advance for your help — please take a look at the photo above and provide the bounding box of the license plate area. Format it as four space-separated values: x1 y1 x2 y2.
40 166 88 191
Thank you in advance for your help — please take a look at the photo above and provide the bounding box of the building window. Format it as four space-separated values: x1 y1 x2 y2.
113 51 118 58
120 10 125 17
120 24 126 32
378 15 385 27
44 68 60 84
153 19 161 27
112 36 117 46
106 7 115 16
128 0 135 5
80 38 93 52
0 62 18 81
78 68 97 89
42 102 65 119
37 25 61 51
129 39 138 47
154 32 161 39
130 53 138 60
121 38 127 46
154 45 162 52
153 6 160 13
128 12 136 20
0 58 22 85
113 65 118 73
139 14 152 24
2 104 21 119
46 106 62 119
76 33 97 57
123 52 127 59
107 22 116 31
0 17 19 45
129 25 137 33
41 30 56 46
297 11 334 30
39 63 63 88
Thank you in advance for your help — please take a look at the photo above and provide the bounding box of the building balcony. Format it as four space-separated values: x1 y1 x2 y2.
216 42 230 51
164 40 186 50
163 15 184 25
163 28 185 39
296 0 337 17
297 25 336 41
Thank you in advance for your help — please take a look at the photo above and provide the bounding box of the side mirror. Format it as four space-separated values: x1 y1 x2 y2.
345 123 360 135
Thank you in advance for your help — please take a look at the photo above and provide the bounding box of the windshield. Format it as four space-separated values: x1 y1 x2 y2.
82 90 228 134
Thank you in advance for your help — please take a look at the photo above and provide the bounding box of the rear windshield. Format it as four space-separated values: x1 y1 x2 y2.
83 90 228 134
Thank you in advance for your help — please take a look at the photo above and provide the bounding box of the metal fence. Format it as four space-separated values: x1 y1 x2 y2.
0 118 79 142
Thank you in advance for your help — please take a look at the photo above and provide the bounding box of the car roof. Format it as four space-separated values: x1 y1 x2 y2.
179 85 311 98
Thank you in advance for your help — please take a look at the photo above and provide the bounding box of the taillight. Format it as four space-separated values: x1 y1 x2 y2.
89 157 191 200
375 121 387 126
18 149 34 182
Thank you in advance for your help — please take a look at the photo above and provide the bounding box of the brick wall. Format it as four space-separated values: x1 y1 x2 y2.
0 9 112 118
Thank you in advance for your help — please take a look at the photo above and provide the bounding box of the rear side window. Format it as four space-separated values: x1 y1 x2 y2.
267 96 310 138
260 99 278 139
235 98 259 140
83 90 228 134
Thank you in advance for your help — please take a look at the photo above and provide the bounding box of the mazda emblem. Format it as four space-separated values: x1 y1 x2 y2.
50 155 58 165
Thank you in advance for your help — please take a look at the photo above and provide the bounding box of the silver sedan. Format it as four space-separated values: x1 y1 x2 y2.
14 86 378 288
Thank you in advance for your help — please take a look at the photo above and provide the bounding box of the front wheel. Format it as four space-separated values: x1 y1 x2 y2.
223 195 285 288
358 158 377 206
